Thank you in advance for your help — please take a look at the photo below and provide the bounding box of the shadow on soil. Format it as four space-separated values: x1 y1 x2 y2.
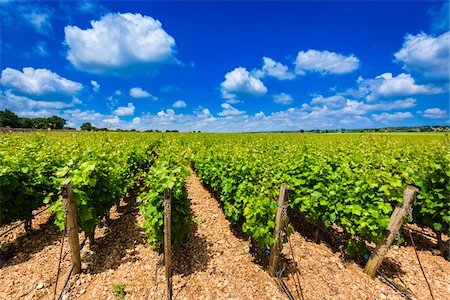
86 191 147 275
172 219 211 276
288 210 408 276
192 169 300 276
0 213 60 267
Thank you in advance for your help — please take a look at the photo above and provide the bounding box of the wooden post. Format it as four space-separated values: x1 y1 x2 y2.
61 180 81 275
269 184 290 277
364 185 419 278
164 189 172 300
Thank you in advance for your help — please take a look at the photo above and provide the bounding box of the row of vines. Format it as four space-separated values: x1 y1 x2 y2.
1 132 448 256
0 132 191 249
187 133 449 254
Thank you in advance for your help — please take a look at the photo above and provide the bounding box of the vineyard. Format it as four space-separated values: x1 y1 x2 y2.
0 132 449 299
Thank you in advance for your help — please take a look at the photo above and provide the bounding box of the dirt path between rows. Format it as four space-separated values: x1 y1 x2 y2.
168 170 284 300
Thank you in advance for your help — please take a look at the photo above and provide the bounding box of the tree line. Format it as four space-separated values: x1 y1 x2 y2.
0 109 66 129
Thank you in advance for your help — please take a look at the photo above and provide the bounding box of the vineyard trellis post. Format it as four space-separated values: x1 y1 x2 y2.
269 183 290 277
61 179 81 275
164 188 172 300
363 185 419 278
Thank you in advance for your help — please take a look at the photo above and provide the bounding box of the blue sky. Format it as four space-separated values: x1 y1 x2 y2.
0 0 449 131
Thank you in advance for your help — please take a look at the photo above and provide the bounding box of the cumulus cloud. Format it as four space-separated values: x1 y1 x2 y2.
218 103 246 117
394 32 449 79
422 108 448 119
295 50 360 75
91 80 100 92
130 87 150 98
132 117 141 124
172 100 187 108
253 57 295 80
113 103 135 116
371 112 414 123
103 116 120 125
157 109 176 120
359 73 443 100
273 93 294 105
341 98 417 115
0 90 81 117
65 13 177 74
221 67 268 100
311 95 347 108
0 67 83 96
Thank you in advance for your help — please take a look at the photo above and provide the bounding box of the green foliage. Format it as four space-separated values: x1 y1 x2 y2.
0 109 20 127
137 141 191 249
1 131 447 258
187 133 449 254
112 283 128 300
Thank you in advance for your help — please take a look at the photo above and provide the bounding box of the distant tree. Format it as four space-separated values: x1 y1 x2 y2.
81 122 93 131
19 117 33 128
0 109 20 127
31 118 50 129
48 116 66 129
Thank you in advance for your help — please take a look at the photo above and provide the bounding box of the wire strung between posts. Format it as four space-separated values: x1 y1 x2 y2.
0 207 49 238
57 263 76 300
57 235 88 300
376 270 413 300
286 235 305 300
407 228 435 300
53 229 66 300
276 270 295 300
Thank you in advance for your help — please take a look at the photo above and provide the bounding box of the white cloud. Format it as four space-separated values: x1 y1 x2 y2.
113 103 135 116
295 50 360 75
157 108 176 120
311 95 346 107
371 112 414 123
65 13 177 74
103 116 120 125
253 57 295 80
394 32 449 79
310 94 416 115
91 80 100 92
218 103 246 117
0 67 83 96
172 100 187 108
129 87 158 100
221 67 268 100
0 90 81 117
70 102 417 132
255 111 266 118
22 5 53 35
422 108 448 119
273 93 294 105
115 89 122 96
132 117 141 124
360 73 443 101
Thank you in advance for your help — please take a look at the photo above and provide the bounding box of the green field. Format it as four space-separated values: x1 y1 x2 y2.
1 132 448 254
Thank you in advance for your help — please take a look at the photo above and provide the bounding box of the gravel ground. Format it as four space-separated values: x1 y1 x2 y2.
0 170 449 299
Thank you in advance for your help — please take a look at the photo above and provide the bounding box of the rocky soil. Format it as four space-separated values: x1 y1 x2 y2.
0 170 449 299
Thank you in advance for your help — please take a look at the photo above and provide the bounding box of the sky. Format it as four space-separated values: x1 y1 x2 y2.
0 0 449 131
